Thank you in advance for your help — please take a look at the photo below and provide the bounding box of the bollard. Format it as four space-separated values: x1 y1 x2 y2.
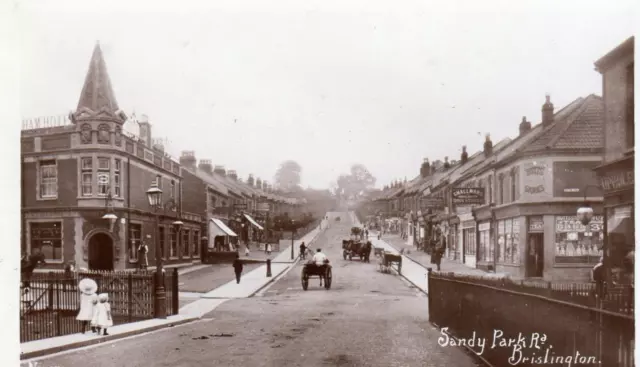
266 259 272 277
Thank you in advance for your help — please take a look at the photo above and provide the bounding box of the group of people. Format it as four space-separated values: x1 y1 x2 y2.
76 278 113 336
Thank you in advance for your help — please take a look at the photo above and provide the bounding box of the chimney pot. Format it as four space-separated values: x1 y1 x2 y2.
197 159 213 174
483 134 493 157
519 116 532 136
179 151 197 171
461 145 469 164
542 94 555 126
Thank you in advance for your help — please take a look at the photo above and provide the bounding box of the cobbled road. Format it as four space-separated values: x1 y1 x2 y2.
25 213 479 367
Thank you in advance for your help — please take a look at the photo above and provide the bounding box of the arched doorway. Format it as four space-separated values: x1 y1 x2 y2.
88 232 114 271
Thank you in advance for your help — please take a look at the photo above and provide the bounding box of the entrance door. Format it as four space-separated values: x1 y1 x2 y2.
526 233 544 277
88 233 114 271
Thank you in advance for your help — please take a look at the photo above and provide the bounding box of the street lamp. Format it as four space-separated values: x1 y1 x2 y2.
146 175 182 319
576 184 608 286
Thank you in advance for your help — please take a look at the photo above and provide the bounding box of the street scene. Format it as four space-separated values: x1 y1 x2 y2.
10 1 636 366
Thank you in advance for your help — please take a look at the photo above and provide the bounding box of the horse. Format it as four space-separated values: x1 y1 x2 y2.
21 253 46 294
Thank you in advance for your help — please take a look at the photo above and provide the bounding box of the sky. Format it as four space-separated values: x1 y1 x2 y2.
18 0 637 190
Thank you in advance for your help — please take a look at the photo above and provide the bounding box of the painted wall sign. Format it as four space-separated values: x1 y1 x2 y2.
421 196 445 209
451 188 484 205
521 159 553 201
555 215 604 233
553 161 601 197
478 222 490 231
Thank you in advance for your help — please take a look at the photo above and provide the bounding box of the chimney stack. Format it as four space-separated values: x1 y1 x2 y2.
198 159 213 175
179 151 196 172
461 146 468 164
519 116 532 136
256 177 263 190
247 174 255 187
213 165 226 177
228 170 238 181
420 158 431 178
483 134 493 157
542 95 554 126
443 156 451 170
263 180 268 191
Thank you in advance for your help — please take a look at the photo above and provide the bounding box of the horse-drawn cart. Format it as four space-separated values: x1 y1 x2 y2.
301 261 332 290
379 251 402 275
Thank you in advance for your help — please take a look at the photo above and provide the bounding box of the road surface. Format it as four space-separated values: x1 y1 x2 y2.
24 213 479 367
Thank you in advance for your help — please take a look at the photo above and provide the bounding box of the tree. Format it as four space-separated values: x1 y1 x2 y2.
274 160 302 193
335 164 376 200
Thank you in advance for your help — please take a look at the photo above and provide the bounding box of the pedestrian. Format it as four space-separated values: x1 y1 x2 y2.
244 243 251 257
76 278 98 334
299 242 306 259
266 243 272 256
138 239 149 270
233 254 243 284
94 293 113 336
63 262 75 291
592 257 606 299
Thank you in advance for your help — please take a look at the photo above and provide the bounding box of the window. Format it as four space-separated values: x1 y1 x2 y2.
159 226 166 259
39 160 57 198
626 63 634 150
193 230 200 256
513 168 520 201
182 230 190 257
81 157 93 196
97 157 110 196
129 223 141 262
487 175 493 204
171 180 176 199
555 215 603 264
170 227 177 258
497 219 520 264
30 222 62 261
478 223 492 262
498 174 504 204
114 159 121 197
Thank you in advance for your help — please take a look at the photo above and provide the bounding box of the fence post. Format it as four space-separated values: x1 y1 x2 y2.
55 276 61 337
128 273 133 322
427 268 432 322
48 271 55 311
172 268 179 315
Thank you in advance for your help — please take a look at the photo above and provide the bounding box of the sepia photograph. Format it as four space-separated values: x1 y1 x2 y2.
1 0 637 366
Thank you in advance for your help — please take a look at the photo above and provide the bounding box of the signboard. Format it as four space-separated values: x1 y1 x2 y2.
555 215 603 233
234 203 248 209
528 216 544 233
478 222 490 232
521 159 553 201
256 203 270 212
421 196 445 209
451 188 484 206
600 168 634 193
97 174 110 185
553 161 601 197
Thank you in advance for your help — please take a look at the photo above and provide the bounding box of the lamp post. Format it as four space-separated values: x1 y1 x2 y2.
576 184 608 287
146 175 182 319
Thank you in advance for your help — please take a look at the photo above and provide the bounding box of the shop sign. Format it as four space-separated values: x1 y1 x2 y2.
555 215 604 233
553 161 601 197
528 216 544 233
421 196 444 209
451 188 484 205
479 222 490 231
522 161 552 199
600 169 634 193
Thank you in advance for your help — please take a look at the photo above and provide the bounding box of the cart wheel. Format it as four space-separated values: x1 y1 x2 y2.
325 268 332 290
301 269 309 291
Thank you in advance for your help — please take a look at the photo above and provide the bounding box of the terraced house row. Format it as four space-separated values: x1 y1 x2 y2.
20 42 305 271
367 36 634 282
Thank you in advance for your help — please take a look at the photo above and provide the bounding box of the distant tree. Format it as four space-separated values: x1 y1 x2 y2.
274 160 302 193
335 164 376 200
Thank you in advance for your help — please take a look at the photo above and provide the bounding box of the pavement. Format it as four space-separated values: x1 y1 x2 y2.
20 221 326 361
24 211 480 367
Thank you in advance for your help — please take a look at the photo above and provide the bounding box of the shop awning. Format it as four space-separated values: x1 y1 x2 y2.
209 218 237 237
243 214 264 230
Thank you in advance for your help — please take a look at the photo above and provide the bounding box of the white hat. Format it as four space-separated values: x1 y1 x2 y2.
78 278 98 295
98 293 109 302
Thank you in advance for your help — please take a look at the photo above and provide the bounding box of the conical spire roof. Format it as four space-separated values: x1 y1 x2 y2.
73 42 125 123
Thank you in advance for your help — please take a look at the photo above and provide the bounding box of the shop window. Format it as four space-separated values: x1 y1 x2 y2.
128 223 141 262
463 228 476 256
497 219 520 264
193 230 200 256
170 227 178 258
554 215 603 264
30 222 62 261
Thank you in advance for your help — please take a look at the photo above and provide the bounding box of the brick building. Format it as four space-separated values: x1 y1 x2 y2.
21 43 202 271
594 36 635 275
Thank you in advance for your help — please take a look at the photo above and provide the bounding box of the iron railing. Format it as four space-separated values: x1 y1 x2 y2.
20 269 179 343
428 271 634 367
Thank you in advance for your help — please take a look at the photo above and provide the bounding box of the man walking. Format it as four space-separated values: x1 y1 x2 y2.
592 257 606 299
233 254 243 284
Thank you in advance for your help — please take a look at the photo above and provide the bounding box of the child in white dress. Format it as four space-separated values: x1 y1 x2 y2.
90 296 99 333
95 293 113 336
76 278 98 334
